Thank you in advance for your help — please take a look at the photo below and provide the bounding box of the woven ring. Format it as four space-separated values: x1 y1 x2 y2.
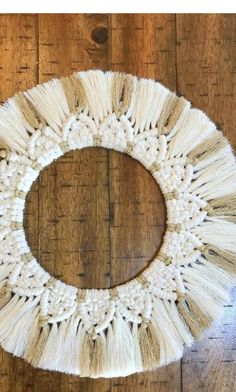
0 70 235 378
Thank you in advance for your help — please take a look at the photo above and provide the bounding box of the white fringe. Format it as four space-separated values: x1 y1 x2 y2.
25 79 70 133
190 149 236 200
183 261 234 320
163 299 194 347
0 101 30 153
78 70 113 126
129 79 169 133
168 109 216 158
152 298 184 365
105 310 140 377
0 306 39 357
194 219 236 253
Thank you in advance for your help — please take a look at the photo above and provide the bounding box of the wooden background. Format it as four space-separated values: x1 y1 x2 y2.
0 13 235 392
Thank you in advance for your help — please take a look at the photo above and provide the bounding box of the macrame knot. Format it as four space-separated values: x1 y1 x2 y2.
60 141 70 153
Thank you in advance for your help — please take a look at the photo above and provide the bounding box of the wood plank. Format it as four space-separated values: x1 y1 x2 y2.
0 13 39 392
35 13 111 392
109 14 181 392
176 14 236 392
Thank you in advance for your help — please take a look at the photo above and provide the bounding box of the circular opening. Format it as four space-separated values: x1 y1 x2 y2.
24 147 166 289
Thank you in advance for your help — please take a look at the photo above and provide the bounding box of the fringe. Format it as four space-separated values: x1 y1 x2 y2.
177 296 204 339
56 315 80 375
0 101 31 153
157 93 178 133
194 220 236 253
138 319 160 370
14 93 45 130
200 244 236 274
206 194 236 221
168 109 216 158
77 322 91 376
190 149 236 200
158 95 190 137
0 295 40 356
24 321 50 367
177 255 234 340
183 262 233 321
187 131 228 168
105 310 140 377
61 75 85 113
129 79 169 133
112 72 134 116
78 70 113 125
25 79 70 133
0 306 39 357
152 298 183 365
163 299 194 347
90 331 107 378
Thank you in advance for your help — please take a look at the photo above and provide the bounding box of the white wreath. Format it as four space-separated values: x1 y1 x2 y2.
0 70 235 378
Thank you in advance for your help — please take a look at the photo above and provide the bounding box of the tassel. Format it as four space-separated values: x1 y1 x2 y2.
152 298 183 365
0 305 39 357
14 93 45 129
182 294 212 329
38 322 62 370
131 323 143 373
200 244 236 275
138 318 160 370
105 310 139 377
90 331 106 378
165 97 190 136
184 284 226 322
168 109 216 158
25 322 50 367
78 70 113 125
206 194 236 221
112 72 134 116
61 75 85 113
0 101 30 153
187 131 228 168
185 263 232 305
193 257 235 289
25 79 70 133
177 296 203 339
130 79 178 133
157 92 178 132
194 220 236 253
0 295 36 334
159 95 190 136
56 315 80 375
163 300 194 347
77 322 91 377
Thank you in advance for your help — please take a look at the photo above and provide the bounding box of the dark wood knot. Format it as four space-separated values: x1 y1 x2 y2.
91 26 108 44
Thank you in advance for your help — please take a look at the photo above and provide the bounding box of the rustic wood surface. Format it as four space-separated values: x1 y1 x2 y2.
0 13 235 392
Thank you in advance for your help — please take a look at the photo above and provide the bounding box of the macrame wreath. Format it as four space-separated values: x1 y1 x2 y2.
0 70 235 378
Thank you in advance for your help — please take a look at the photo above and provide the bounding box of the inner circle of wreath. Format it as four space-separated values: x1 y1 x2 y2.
0 70 236 378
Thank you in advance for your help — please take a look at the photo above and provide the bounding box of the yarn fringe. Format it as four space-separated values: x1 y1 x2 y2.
206 194 236 222
200 244 236 274
0 274 234 378
194 220 236 253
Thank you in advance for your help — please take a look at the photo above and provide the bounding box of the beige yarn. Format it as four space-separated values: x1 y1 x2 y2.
0 70 236 378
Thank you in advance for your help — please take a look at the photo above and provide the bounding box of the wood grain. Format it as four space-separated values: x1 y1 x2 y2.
0 13 235 392
176 14 236 392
